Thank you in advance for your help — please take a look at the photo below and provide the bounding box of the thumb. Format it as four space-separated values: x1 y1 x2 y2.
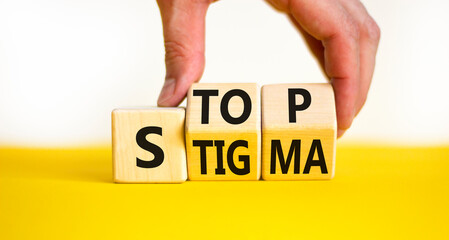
157 0 211 107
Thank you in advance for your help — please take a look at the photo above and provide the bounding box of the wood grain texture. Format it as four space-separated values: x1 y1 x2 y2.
112 108 187 183
261 84 336 180
186 83 261 180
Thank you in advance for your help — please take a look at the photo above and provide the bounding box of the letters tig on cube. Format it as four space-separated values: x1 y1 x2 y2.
185 83 261 180
112 108 187 183
261 84 337 180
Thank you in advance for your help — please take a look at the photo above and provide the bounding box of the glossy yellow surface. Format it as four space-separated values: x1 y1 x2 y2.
1 145 448 239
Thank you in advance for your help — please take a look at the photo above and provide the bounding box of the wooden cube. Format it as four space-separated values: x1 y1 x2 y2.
261 84 336 180
112 108 187 183
185 83 261 180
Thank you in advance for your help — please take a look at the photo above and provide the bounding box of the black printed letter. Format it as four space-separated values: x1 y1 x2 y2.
136 126 164 168
193 140 214 174
215 140 226 175
227 140 250 175
270 140 301 174
220 89 252 124
303 140 328 174
288 88 311 123
193 90 219 124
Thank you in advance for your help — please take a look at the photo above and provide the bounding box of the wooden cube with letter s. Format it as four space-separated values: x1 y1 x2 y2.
112 108 187 183
261 84 337 180
185 83 261 180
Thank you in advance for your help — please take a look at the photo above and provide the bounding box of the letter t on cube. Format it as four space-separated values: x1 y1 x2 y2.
261 84 337 180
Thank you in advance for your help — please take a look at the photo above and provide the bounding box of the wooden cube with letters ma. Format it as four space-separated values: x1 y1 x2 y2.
185 83 261 180
261 84 336 180
112 108 187 183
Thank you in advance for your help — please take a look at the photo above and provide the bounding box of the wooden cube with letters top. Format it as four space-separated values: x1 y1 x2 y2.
112 108 187 183
185 83 261 180
261 83 337 180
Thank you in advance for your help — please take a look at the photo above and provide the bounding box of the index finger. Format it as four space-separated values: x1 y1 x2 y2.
288 0 361 133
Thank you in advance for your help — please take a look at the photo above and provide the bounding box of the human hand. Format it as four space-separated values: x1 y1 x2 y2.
156 0 380 138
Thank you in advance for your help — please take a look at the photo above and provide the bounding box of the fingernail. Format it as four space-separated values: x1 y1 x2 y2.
337 129 346 138
158 78 176 106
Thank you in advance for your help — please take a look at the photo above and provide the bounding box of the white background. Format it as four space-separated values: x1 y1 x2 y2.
0 0 448 146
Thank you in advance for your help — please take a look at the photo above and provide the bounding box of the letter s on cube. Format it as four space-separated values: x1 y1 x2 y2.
112 108 187 183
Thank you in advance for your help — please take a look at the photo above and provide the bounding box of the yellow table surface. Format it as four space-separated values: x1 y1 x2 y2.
1 145 448 239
